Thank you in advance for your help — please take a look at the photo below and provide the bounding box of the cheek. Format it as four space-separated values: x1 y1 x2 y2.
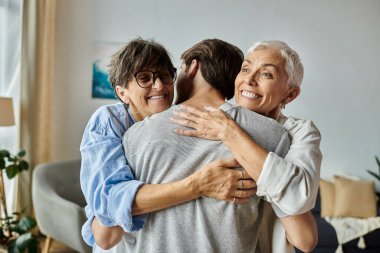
235 74 243 87
234 78 242 95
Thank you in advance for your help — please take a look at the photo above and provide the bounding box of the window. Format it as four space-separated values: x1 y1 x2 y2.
0 0 22 212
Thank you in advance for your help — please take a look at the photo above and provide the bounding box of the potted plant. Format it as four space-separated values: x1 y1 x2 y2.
367 155 380 182
367 155 380 201
0 149 39 253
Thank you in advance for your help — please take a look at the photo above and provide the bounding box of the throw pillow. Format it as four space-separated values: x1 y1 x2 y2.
319 179 335 217
333 175 377 218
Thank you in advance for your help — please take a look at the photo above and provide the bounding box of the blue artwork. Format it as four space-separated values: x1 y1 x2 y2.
92 61 115 99
91 41 123 99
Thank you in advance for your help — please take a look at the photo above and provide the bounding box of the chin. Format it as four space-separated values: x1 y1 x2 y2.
154 104 171 113
238 101 256 111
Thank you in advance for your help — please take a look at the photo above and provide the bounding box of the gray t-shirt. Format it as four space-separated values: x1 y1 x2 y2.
123 103 290 253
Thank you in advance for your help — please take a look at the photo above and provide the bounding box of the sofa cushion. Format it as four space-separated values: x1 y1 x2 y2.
319 179 335 217
333 176 377 218
306 190 380 253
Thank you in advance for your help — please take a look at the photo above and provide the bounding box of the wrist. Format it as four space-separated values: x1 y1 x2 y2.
183 173 202 199
221 119 240 143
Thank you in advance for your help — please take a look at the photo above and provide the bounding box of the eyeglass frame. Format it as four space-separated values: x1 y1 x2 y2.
133 68 177 88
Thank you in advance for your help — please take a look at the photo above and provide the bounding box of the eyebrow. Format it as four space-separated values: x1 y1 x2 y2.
243 59 279 71
261 63 279 71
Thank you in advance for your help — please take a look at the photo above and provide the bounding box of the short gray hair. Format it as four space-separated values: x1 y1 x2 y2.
247 40 304 88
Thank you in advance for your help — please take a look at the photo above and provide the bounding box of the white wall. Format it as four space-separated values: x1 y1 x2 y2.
54 0 380 190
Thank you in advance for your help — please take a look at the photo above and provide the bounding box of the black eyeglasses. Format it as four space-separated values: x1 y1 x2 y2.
133 68 177 88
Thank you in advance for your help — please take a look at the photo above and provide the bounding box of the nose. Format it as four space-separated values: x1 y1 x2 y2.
244 72 258 86
152 76 165 90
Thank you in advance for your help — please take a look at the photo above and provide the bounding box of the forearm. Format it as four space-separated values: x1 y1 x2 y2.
221 119 268 181
280 212 318 253
132 177 198 215
133 158 256 215
91 179 199 249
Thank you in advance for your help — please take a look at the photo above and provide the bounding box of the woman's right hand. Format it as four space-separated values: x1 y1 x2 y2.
189 158 257 204
171 104 237 141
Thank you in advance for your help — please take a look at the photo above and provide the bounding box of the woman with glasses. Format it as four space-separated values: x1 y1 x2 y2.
80 38 254 252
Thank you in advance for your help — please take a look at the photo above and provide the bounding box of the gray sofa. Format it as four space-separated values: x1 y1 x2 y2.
32 159 91 253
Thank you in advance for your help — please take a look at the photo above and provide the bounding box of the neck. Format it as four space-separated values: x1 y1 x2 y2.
267 107 282 121
182 81 226 109
128 104 144 122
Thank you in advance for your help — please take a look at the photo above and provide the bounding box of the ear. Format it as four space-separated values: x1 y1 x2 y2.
115 85 130 104
284 86 300 105
187 59 199 78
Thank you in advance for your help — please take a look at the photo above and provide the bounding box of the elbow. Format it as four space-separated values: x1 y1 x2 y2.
286 213 318 253
96 240 116 251
294 236 318 253
94 230 123 250
290 229 318 253
92 218 124 250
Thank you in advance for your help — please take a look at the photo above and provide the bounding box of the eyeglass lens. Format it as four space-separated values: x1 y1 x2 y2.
135 70 176 87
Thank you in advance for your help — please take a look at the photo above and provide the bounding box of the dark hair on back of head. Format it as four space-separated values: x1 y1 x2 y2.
108 38 175 89
181 39 244 99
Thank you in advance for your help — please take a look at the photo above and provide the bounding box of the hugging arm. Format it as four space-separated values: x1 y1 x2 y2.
171 105 321 251
171 104 322 216
132 159 257 215
79 108 146 246
92 158 256 249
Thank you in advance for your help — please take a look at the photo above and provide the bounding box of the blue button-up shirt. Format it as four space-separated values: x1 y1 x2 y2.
80 103 146 246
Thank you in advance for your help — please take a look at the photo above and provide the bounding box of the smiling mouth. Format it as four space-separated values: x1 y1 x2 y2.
148 94 166 100
241 90 262 99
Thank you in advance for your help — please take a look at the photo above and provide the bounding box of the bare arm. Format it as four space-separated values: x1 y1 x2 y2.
133 159 256 215
280 211 318 253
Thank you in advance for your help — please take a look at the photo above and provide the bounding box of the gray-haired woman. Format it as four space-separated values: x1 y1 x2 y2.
171 40 322 252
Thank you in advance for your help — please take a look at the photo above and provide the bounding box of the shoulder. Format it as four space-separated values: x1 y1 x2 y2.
86 103 132 135
127 106 175 133
227 105 284 129
282 115 321 139
141 106 177 124
123 106 175 149
91 103 128 121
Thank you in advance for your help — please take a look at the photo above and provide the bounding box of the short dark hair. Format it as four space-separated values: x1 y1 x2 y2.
180 39 244 99
108 38 175 89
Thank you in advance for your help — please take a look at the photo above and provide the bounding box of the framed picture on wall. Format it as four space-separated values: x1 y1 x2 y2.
92 41 123 99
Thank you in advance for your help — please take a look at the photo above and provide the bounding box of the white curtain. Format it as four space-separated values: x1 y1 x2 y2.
0 0 22 213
